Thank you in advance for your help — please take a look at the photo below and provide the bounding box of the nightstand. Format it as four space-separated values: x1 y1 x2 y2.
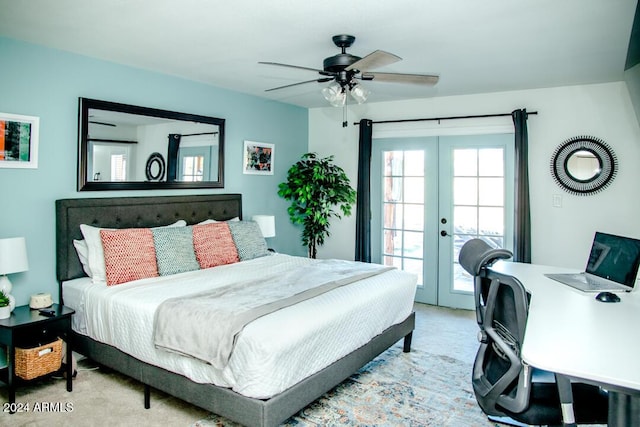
0 304 75 411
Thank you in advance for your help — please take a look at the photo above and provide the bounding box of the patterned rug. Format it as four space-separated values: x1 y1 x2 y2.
193 345 495 426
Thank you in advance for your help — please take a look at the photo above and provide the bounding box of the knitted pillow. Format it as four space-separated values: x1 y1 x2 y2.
228 221 270 261
192 223 239 268
100 228 159 286
152 226 200 276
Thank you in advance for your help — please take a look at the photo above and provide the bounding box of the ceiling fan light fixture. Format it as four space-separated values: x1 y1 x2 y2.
349 83 369 104
322 82 346 107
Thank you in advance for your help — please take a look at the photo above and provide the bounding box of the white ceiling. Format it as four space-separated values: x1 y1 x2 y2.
0 0 636 108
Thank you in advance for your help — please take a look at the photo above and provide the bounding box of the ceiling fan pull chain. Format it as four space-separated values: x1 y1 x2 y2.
342 96 348 127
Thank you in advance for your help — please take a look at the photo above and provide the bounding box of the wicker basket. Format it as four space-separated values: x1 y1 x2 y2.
15 338 63 380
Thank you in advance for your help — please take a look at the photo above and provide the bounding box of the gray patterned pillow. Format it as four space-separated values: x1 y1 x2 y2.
228 221 270 261
152 226 200 275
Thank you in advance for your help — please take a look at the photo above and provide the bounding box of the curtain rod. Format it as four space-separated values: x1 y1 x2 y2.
353 111 538 126
181 131 218 137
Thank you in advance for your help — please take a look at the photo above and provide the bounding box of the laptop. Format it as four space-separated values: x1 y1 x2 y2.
545 232 640 292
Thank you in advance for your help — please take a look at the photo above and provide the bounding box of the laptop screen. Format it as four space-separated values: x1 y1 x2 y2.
586 232 640 287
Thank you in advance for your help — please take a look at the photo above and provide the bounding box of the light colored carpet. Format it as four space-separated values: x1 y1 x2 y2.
1 304 495 426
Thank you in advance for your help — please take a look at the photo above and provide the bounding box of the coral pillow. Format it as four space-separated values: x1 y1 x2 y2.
100 228 159 286
192 223 239 269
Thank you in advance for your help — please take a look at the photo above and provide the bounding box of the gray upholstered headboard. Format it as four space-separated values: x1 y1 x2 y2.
56 194 242 284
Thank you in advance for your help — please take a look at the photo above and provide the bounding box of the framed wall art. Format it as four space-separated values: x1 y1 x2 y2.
243 140 274 175
0 112 39 169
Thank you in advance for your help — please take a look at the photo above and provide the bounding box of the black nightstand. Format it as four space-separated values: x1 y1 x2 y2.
0 304 75 410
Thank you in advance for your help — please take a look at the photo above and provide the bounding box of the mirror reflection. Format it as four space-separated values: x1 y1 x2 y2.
566 149 601 182
78 98 225 191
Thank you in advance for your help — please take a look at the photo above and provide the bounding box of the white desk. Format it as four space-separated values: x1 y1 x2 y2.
490 261 640 394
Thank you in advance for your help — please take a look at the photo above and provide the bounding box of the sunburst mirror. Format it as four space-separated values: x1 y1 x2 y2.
550 135 617 195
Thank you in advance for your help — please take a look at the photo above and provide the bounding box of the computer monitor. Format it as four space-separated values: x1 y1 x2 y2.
586 232 640 287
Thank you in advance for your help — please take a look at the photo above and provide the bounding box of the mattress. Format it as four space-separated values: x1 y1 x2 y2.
63 253 417 398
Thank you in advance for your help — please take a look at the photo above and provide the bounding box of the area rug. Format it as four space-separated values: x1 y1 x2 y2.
193 345 495 426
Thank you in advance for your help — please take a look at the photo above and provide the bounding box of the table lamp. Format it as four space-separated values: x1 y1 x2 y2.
251 215 276 238
0 237 29 312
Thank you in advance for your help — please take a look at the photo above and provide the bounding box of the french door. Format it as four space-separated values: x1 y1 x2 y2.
371 134 514 309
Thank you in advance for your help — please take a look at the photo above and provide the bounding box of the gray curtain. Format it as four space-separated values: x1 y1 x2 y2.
167 134 181 182
512 109 531 263
355 119 373 262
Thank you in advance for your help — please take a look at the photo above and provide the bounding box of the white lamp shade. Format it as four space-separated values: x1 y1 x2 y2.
251 215 276 238
0 237 29 275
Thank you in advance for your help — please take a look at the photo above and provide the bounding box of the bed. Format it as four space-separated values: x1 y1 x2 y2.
56 194 416 427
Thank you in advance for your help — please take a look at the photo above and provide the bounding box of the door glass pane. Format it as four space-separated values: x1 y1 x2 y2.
478 177 504 206
382 150 425 287
384 229 402 255
453 206 478 234
452 147 506 293
404 151 424 176
479 207 504 235
404 178 424 203
404 258 424 287
479 148 504 176
404 204 423 231
384 177 403 202
403 231 424 258
384 151 403 176
181 155 204 182
383 203 402 228
453 177 477 205
384 256 402 269
454 149 478 176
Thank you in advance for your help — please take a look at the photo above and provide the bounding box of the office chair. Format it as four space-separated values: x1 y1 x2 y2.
459 239 609 426
458 238 512 328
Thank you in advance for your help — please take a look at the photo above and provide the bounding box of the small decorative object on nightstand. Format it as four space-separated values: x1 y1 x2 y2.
0 237 29 313
29 292 53 309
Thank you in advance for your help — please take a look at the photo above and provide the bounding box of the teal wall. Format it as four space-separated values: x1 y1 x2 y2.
0 37 308 305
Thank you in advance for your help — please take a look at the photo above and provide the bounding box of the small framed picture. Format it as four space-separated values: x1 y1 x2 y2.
243 141 274 175
0 112 39 169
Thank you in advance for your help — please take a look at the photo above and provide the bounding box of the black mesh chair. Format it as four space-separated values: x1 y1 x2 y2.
459 239 609 426
458 238 512 329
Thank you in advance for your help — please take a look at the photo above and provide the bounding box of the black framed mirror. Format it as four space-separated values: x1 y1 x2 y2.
78 98 224 191
550 135 617 195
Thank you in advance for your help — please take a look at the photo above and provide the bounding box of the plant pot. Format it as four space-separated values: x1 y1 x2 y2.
0 305 10 319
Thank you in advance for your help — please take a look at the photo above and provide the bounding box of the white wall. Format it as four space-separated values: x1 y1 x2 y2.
309 82 640 269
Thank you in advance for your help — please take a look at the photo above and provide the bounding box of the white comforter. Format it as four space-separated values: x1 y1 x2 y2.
63 254 417 399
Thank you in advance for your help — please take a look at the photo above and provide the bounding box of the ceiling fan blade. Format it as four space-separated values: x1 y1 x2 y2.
346 50 401 71
265 77 333 92
259 61 331 75
363 72 439 86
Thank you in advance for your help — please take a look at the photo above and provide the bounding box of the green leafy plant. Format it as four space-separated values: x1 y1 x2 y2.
0 290 9 308
278 153 356 259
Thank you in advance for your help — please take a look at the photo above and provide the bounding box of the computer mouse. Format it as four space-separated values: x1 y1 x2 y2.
595 291 621 303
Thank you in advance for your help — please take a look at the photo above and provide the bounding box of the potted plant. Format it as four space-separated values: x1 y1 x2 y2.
278 152 356 258
0 290 11 319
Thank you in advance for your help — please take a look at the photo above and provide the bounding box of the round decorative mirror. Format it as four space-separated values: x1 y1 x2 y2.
550 136 617 195
145 152 166 181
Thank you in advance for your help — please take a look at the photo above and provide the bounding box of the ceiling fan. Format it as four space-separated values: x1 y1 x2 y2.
260 34 439 107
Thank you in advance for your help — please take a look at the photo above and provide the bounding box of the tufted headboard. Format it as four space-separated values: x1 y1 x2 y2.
55 194 242 284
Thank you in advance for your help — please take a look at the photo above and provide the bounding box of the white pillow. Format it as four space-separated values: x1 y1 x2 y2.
80 220 186 284
73 239 92 277
198 217 240 225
